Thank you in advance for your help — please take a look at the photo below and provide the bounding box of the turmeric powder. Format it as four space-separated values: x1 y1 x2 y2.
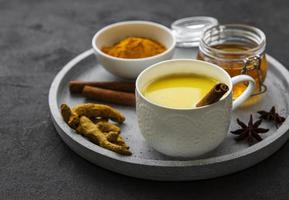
101 37 166 59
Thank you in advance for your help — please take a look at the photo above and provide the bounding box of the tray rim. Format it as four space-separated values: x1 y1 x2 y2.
48 48 289 167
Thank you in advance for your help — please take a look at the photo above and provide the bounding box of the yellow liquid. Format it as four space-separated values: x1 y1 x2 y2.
142 74 218 109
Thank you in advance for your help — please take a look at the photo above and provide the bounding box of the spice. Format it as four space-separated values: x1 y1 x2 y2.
196 83 229 107
101 37 166 59
60 103 131 155
61 103 125 129
258 106 286 128
69 81 135 93
82 85 136 107
231 114 269 144
76 116 131 155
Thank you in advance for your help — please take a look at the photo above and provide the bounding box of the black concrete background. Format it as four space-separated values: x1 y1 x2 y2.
1 0 289 199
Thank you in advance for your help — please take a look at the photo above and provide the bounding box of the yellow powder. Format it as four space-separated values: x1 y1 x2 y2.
101 37 166 59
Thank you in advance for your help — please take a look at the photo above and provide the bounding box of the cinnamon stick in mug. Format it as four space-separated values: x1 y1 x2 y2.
82 85 136 106
69 81 135 93
196 83 229 107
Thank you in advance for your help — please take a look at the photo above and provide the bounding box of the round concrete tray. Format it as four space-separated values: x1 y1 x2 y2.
48 48 289 181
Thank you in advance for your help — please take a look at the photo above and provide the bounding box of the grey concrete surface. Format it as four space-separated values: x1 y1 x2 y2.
1 0 289 199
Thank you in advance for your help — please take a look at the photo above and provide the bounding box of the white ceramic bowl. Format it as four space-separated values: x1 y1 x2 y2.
92 21 176 79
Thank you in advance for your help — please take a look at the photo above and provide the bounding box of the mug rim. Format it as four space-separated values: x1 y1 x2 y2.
135 59 233 111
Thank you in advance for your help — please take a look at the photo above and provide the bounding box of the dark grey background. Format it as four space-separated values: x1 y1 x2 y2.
1 0 289 199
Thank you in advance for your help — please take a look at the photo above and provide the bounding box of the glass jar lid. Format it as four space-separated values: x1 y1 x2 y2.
171 16 218 47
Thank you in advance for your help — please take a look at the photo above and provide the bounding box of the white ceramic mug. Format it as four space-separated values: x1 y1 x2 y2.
136 59 255 158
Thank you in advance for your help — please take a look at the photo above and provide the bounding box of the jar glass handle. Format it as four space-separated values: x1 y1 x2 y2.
232 75 256 110
241 55 267 96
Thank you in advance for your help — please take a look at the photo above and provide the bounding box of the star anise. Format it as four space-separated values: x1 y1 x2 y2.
231 115 269 144
257 106 286 128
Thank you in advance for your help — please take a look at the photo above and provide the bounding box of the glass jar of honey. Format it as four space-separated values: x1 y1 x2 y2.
197 24 267 99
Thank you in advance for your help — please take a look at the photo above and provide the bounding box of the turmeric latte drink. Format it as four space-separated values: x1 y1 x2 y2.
142 74 218 109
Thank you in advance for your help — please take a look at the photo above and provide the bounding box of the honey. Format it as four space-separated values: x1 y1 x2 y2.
197 43 268 99
197 24 267 100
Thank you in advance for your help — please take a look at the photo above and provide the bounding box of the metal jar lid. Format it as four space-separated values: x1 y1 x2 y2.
171 16 219 48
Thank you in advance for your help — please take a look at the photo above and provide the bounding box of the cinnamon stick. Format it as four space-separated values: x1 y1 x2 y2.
82 85 136 107
69 81 135 93
196 83 229 107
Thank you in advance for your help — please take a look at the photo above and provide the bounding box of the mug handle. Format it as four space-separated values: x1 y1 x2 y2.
232 75 256 110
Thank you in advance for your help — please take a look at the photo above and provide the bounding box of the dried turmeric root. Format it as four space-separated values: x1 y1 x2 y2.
60 103 125 128
60 104 79 129
96 121 128 147
96 121 121 133
76 116 131 155
72 103 125 123
60 103 131 155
